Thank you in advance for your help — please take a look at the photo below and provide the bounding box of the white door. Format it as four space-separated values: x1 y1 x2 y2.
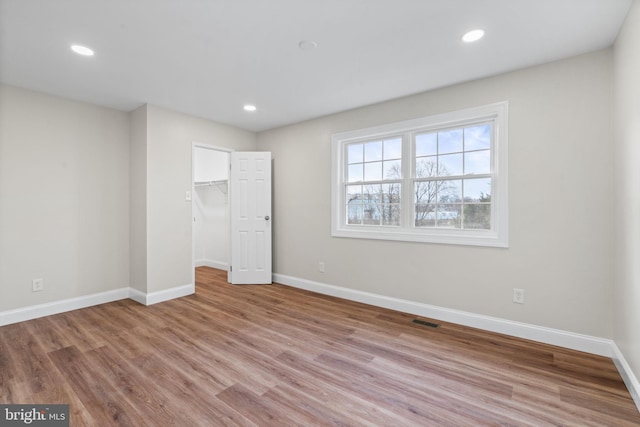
230 151 272 284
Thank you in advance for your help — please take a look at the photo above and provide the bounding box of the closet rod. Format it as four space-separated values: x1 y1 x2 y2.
194 180 227 187
194 180 228 194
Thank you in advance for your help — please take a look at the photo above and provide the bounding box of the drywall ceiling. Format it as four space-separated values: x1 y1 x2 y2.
0 0 631 132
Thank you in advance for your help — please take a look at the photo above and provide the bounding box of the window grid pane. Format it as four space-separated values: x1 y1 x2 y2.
345 181 402 227
348 143 363 164
412 123 492 230
346 139 402 183
415 122 492 178
383 138 402 160
345 138 402 226
413 177 491 230
413 122 492 230
364 141 382 162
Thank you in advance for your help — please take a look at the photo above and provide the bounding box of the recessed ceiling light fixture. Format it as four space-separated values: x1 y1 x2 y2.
298 40 317 51
71 44 95 56
243 104 257 112
462 29 485 43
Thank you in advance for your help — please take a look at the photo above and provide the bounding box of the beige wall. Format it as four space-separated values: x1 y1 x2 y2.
0 84 130 311
613 0 640 387
258 49 613 338
145 105 256 293
0 87 257 309
129 105 148 293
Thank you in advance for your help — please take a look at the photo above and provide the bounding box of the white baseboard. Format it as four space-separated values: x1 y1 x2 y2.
0 283 195 325
273 273 614 357
0 287 130 327
1 273 635 412
612 343 640 412
131 283 195 306
128 288 147 305
276 273 640 412
274 274 640 411
194 259 228 270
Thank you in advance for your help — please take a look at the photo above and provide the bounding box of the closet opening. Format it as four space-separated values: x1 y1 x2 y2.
192 144 231 285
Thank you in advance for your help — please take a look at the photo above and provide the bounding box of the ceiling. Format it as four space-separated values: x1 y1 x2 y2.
0 0 631 132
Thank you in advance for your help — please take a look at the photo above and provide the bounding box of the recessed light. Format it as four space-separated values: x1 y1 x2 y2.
298 40 317 51
462 29 485 43
71 45 95 56
243 104 257 112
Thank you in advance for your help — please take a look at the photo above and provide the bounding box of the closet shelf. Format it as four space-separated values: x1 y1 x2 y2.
194 180 228 194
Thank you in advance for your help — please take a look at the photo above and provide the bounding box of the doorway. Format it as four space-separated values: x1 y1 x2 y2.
192 145 273 287
192 144 231 276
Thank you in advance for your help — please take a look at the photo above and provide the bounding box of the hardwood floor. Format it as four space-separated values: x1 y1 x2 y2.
1 267 639 426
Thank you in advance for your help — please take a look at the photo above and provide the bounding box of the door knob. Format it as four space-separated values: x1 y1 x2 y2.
265 215 270 220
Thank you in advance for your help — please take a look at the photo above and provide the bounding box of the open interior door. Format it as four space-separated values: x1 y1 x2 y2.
229 151 272 284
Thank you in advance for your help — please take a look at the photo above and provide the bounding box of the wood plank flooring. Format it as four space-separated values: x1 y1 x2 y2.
1 266 639 426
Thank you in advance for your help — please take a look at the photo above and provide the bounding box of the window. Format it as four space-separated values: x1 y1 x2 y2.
346 137 402 226
331 102 508 247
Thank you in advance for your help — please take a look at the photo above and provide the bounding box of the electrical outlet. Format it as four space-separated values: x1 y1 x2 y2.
32 278 44 292
513 288 524 304
318 262 325 273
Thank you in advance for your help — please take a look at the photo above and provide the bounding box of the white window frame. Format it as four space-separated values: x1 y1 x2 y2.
331 101 508 248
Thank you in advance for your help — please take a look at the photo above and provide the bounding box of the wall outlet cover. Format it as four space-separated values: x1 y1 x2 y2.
32 278 44 292
513 288 525 304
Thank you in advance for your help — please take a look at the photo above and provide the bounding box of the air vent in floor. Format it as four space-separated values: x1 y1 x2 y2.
412 319 440 328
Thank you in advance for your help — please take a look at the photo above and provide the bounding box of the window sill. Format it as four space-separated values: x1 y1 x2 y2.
331 226 508 248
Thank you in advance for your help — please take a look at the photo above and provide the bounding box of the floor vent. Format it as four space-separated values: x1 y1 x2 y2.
412 319 440 328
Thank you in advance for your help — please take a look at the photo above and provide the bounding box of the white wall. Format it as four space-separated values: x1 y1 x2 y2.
193 183 229 268
194 148 230 268
258 49 613 338
0 84 130 311
145 105 256 293
194 147 228 183
613 0 640 392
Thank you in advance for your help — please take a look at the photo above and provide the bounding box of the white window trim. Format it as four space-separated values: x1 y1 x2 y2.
331 101 508 248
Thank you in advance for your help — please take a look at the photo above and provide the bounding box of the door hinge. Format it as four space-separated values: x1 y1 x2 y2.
229 266 232 272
